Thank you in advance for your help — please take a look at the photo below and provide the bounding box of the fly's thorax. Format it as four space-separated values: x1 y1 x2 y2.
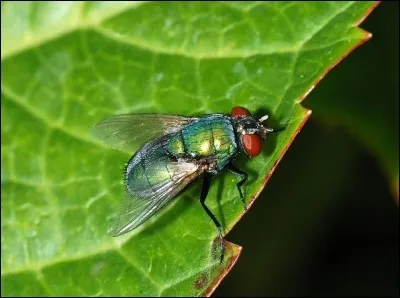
167 133 185 156
166 115 238 161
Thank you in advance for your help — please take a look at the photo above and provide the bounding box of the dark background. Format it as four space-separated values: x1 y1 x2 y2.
215 2 399 296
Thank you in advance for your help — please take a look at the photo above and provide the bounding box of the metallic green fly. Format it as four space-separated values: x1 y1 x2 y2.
94 106 284 263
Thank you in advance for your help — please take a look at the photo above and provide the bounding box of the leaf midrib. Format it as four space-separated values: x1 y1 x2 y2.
1 1 355 61
1 1 148 60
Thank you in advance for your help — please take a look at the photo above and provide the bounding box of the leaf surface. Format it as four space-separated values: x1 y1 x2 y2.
1 1 378 296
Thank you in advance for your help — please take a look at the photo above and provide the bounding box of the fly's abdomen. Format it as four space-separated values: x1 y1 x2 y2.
125 145 173 197
166 115 237 166
116 134 201 236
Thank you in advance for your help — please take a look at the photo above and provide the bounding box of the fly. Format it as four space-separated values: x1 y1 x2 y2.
94 106 285 263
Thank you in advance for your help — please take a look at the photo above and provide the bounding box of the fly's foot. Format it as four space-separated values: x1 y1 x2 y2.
218 226 225 264
241 197 248 211
211 226 225 264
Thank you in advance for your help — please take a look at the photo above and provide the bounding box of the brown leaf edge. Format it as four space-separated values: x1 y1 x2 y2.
204 1 381 296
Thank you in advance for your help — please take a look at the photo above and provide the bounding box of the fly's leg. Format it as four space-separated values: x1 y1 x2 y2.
200 174 224 264
265 126 287 134
227 163 248 211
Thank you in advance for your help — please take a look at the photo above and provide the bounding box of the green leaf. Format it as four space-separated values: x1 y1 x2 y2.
1 1 378 296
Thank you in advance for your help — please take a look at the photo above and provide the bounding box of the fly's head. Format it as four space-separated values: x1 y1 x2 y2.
230 106 284 158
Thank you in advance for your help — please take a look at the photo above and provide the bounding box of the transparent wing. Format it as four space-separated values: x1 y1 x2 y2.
108 136 204 237
93 114 197 152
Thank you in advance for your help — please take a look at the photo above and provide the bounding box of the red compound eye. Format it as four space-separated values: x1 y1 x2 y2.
231 106 251 118
242 134 262 157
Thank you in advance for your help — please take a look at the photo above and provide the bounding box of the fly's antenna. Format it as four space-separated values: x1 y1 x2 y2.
259 115 269 122
258 114 287 138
